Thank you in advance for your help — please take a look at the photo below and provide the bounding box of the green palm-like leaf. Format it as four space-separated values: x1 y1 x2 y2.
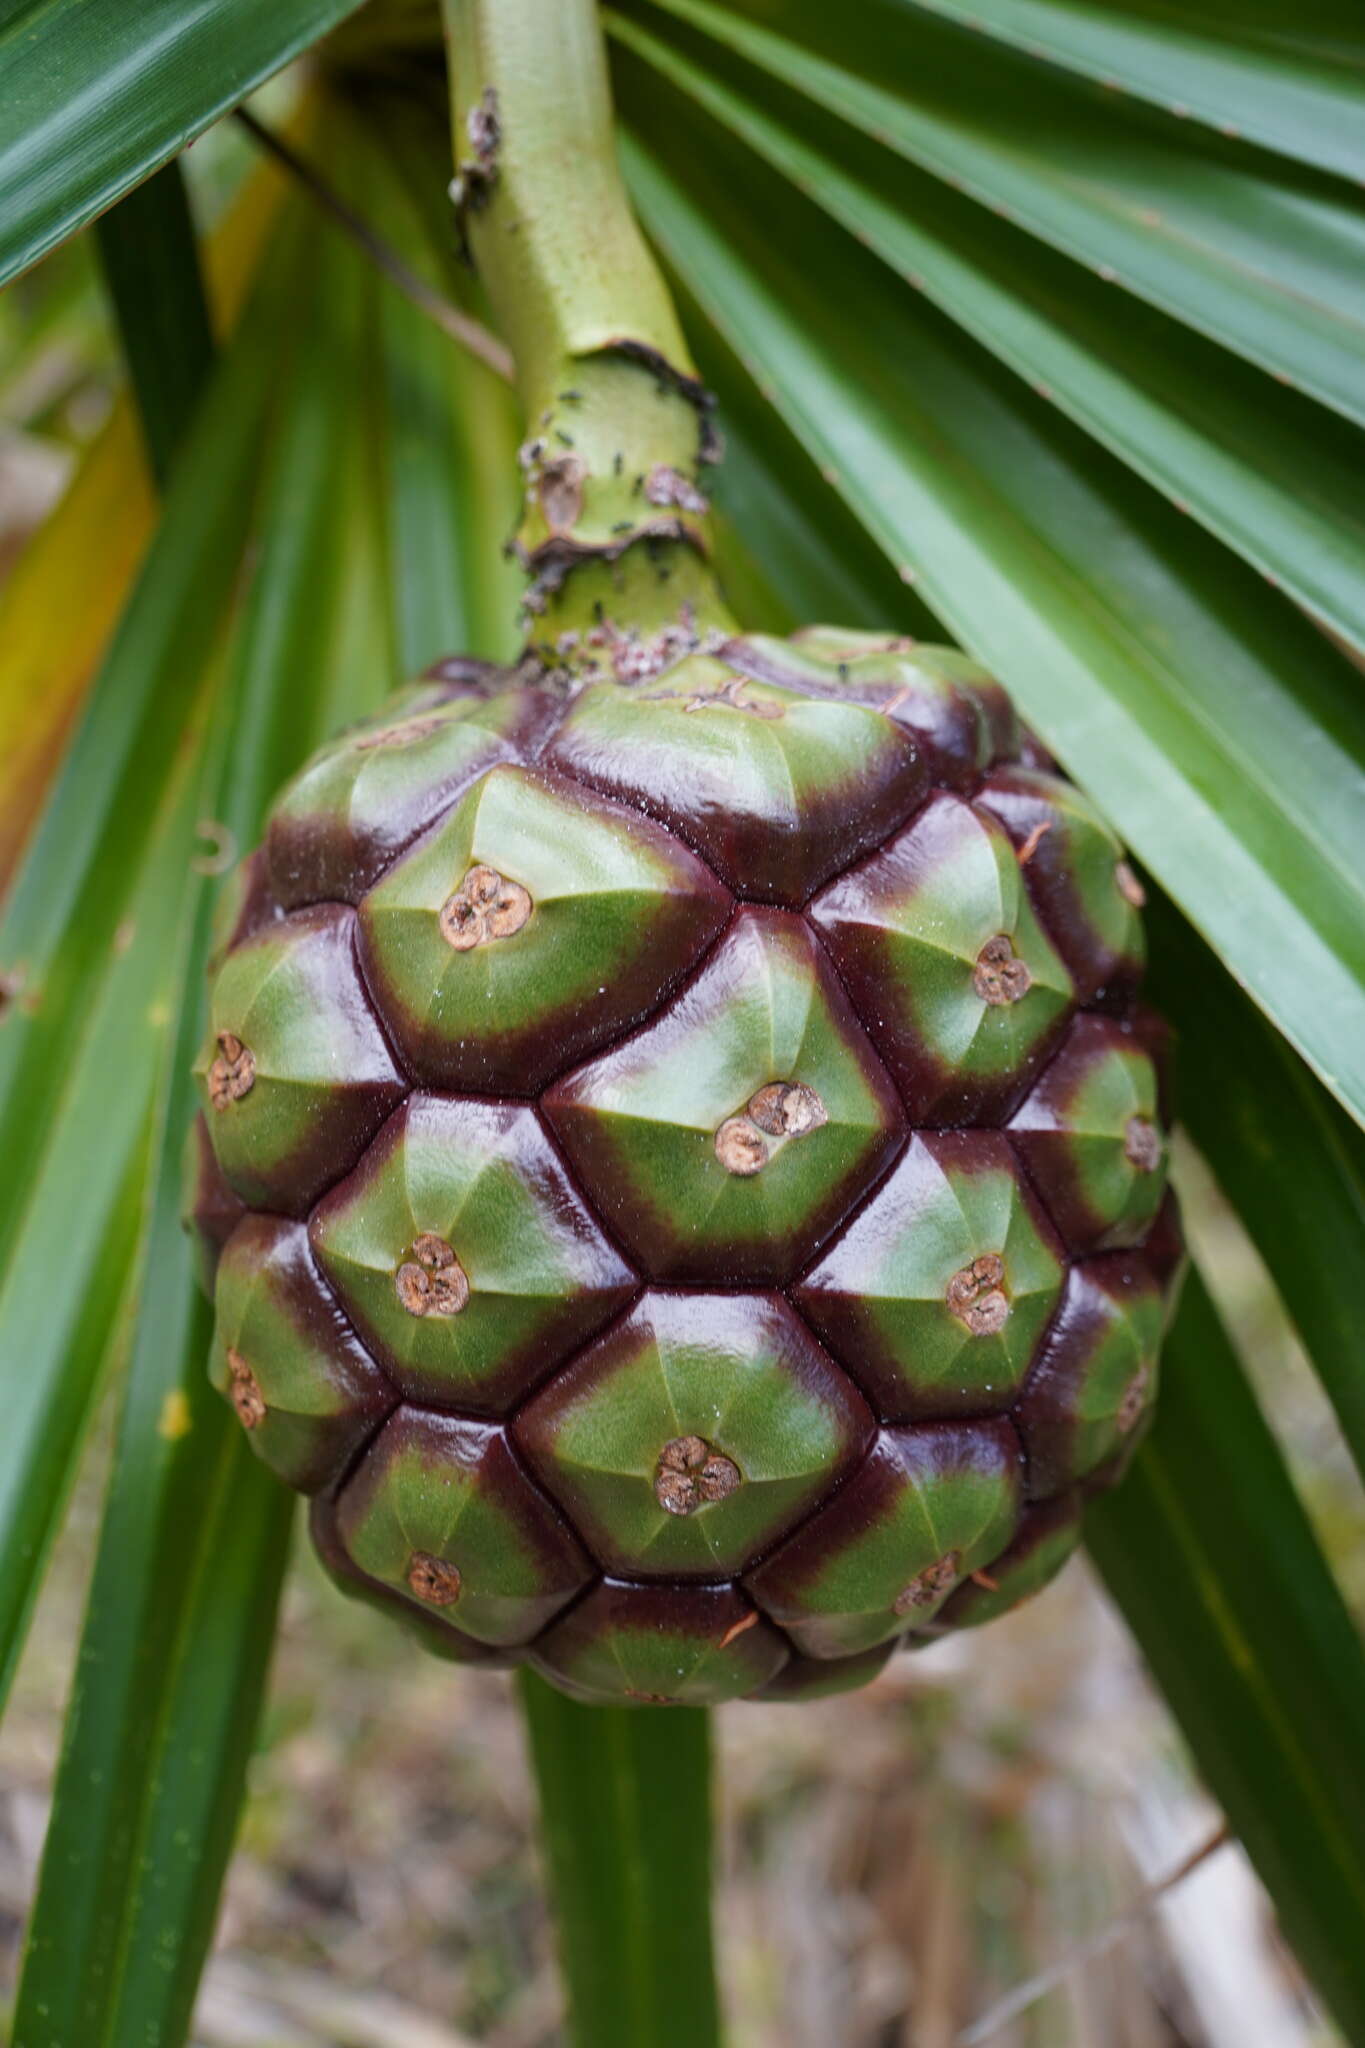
1146 895 1365 1484
0 0 366 288
1089 1269 1365 2041
614 10 1365 658
626 0 1365 423
902 0 1365 184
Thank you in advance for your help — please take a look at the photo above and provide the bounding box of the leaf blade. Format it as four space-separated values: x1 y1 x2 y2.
612 7 1365 656
0 0 365 286
1088 1269 1365 2039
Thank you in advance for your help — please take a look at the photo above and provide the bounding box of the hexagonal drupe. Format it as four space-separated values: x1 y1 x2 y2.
210 1214 391 1492
748 1421 1021 1658
310 1095 635 1415
544 909 904 1283
929 1493 1084 1632
358 765 730 1091
796 1132 1065 1422
516 1292 872 1577
748 1641 895 1702
809 792 1075 1123
977 767 1145 1006
1008 1014 1168 1254
744 630 1010 788
1015 1253 1163 1498
267 690 548 908
181 1112 246 1295
194 904 406 1215
333 1408 591 1648
310 1494 515 1668
530 1579 788 1705
544 656 925 903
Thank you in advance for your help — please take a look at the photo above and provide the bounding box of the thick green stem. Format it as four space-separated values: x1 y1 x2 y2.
518 1671 723 2048
442 0 733 654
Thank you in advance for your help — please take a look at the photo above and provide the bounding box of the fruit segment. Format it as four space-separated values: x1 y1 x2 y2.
358 764 730 1091
1015 1253 1163 1498
310 1095 635 1415
544 662 925 903
749 1641 895 1702
809 792 1075 1123
747 630 1007 788
796 1132 1064 1421
531 1579 788 1705
748 1421 1021 1658
516 1291 872 1577
977 767 1145 1004
544 909 904 1283
181 1112 246 1294
193 903 406 1215
209 1215 391 1493
929 1492 1084 1633
1008 1014 1168 1254
268 691 543 908
334 1408 592 1647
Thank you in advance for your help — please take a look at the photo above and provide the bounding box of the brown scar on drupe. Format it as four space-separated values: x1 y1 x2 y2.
747 1082 828 1139
407 1551 463 1606
439 864 532 952
893 1550 962 1616
655 1435 741 1516
970 1568 1000 1592
719 1609 760 1649
395 1234 471 1318
354 715 450 751
715 1083 827 1176
1115 860 1147 908
1124 1116 1162 1172
1016 818 1052 865
946 1253 1010 1335
1117 1365 1151 1433
226 1347 266 1429
973 934 1032 1006
208 1031 256 1108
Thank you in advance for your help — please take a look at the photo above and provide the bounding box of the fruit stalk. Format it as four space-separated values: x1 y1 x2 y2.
442 0 734 653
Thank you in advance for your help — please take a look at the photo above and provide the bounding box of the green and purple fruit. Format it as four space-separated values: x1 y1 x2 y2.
186 628 1182 1705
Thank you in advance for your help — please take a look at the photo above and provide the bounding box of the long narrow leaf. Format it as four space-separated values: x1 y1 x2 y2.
0 0 365 286
519 1672 721 2048
94 157 215 486
11 193 382 2046
630 0 1365 425
0 136 291 893
613 9 1365 656
1146 895 1365 1483
0 219 309 1705
903 0 1365 185
1088 1270 1365 2040
613 76 1365 1130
